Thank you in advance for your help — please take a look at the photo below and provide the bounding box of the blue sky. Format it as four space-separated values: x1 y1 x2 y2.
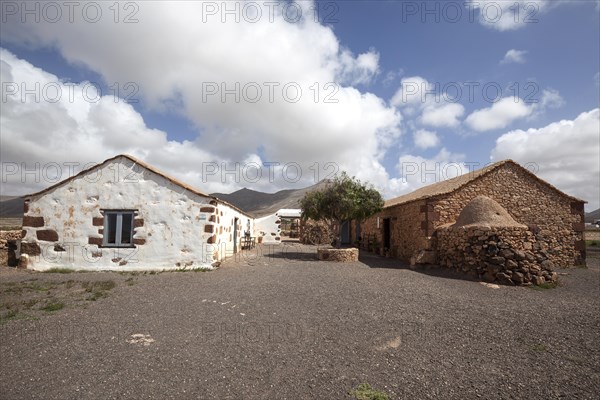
1 0 599 209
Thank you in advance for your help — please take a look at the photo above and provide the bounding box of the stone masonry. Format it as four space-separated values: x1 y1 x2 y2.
0 230 21 267
436 225 558 286
430 163 584 267
359 161 586 269
434 196 559 286
317 248 359 262
359 200 427 260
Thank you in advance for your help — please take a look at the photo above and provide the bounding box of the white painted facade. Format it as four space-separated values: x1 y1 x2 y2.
254 213 281 244
253 208 301 244
21 155 253 271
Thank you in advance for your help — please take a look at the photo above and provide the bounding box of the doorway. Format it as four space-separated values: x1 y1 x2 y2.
340 220 351 245
233 217 239 253
382 218 391 249
280 217 300 241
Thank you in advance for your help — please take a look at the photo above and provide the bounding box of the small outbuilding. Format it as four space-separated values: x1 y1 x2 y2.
359 160 586 268
254 208 301 244
20 154 253 271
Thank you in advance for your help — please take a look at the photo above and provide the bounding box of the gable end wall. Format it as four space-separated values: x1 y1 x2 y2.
430 163 584 267
20 157 253 271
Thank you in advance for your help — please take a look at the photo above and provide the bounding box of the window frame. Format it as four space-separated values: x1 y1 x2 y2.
101 210 136 248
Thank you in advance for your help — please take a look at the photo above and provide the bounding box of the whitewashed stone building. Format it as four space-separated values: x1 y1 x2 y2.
20 155 253 271
254 208 301 244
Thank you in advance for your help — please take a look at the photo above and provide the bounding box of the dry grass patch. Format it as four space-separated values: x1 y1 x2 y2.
0 278 117 324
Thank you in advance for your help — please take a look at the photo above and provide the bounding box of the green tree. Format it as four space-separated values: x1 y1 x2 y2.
300 172 384 247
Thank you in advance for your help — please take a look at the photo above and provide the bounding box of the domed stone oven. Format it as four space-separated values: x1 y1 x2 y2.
435 196 558 286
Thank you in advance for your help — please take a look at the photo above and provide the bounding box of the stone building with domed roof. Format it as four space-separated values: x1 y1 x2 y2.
358 160 586 269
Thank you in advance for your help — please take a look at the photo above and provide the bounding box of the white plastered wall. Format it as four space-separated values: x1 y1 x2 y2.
21 156 253 271
254 213 281 244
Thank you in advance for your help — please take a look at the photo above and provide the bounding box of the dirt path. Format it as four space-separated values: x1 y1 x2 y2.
1 244 599 399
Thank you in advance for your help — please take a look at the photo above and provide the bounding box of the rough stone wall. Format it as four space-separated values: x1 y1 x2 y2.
585 229 600 241
360 163 584 267
430 163 585 267
317 248 359 262
436 225 558 286
299 219 334 245
360 200 427 260
0 230 21 267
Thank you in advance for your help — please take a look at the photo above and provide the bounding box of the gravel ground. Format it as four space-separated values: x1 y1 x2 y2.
1 243 598 399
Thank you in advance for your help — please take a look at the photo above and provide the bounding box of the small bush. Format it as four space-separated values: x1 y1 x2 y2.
531 343 548 353
22 299 39 309
530 281 558 290
0 309 19 321
41 302 64 312
174 267 210 273
82 280 116 301
349 383 389 400
23 281 56 292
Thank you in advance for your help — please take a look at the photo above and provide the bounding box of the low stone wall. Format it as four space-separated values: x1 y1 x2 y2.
436 226 557 286
585 229 600 241
299 219 334 245
0 230 21 267
317 248 359 262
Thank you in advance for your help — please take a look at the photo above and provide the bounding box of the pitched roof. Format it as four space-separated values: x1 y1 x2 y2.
24 154 253 217
384 159 585 208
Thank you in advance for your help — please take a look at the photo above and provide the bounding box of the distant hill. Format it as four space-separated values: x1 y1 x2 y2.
585 208 600 223
212 180 329 217
0 196 24 217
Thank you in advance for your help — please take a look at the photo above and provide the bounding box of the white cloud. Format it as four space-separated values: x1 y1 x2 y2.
465 90 564 132
0 1 401 194
420 103 465 128
391 76 465 128
501 49 528 64
390 76 432 108
536 88 565 110
382 69 403 87
337 48 380 86
413 130 440 149
465 97 532 132
466 0 557 31
389 148 467 196
0 49 228 194
491 109 600 210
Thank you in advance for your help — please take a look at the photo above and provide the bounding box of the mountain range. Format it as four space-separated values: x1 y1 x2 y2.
0 196 24 218
211 180 329 217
